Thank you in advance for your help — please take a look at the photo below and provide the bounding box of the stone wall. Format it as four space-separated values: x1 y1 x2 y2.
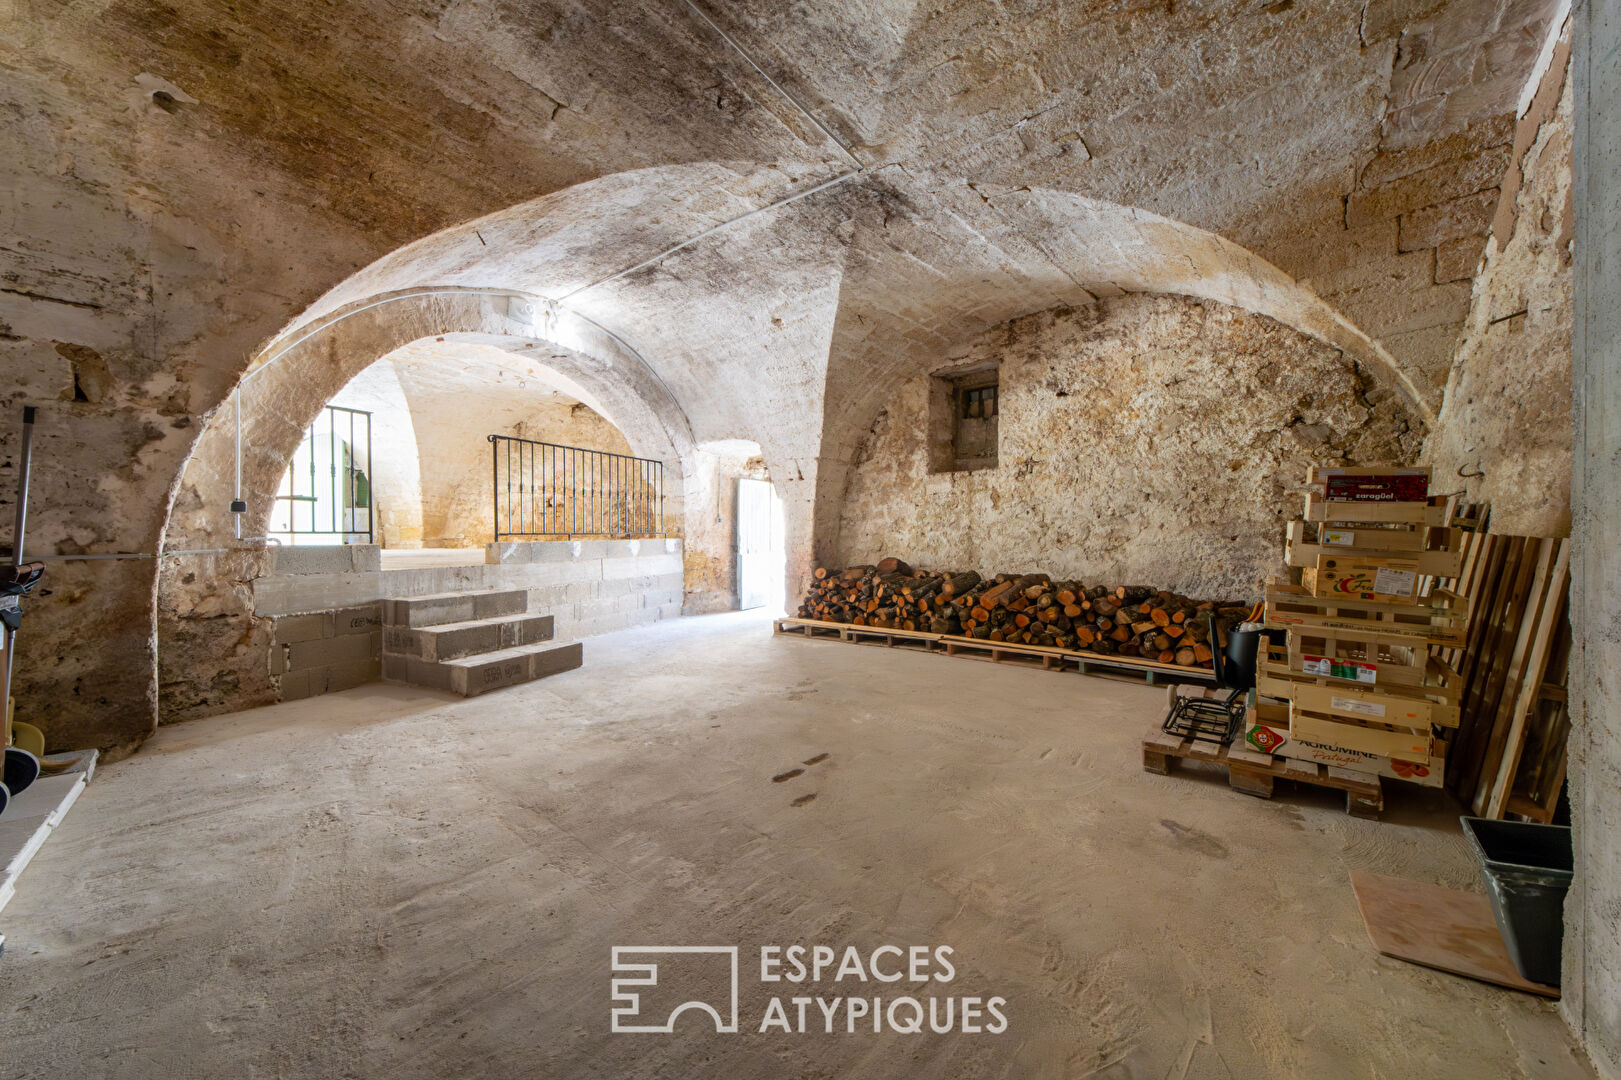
1425 59 1574 536
834 295 1420 602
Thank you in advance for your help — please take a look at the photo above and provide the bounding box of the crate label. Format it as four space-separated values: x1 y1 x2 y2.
1302 655 1378 684
1372 566 1417 596
1322 529 1356 546
1287 737 1438 784
1322 470 1429 502
1330 695 1386 718
1246 724 1287 754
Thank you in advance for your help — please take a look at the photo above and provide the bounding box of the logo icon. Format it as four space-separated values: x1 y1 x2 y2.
610 946 739 1033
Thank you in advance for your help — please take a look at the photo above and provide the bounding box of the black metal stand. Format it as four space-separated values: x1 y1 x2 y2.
1162 688 1247 747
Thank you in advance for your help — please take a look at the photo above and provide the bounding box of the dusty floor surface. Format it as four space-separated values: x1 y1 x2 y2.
0 611 1594 1079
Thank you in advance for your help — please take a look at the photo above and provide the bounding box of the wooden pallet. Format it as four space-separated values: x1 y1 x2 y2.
840 624 940 650
774 618 846 642
773 618 1217 684
1141 723 1383 818
1436 533 1572 819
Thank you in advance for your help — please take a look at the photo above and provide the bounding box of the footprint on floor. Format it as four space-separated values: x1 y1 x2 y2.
1158 818 1230 859
772 768 805 783
802 753 829 766
791 793 817 807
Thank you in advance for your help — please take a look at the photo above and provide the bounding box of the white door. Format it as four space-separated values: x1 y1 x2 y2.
737 477 785 611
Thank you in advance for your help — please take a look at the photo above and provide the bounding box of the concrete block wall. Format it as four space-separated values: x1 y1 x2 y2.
251 540 683 702
262 548 384 702
269 603 383 701
481 539 684 640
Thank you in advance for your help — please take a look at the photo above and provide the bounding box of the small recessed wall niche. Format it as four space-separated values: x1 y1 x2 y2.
928 362 999 473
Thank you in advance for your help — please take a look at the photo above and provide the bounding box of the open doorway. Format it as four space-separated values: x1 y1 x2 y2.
736 477 785 612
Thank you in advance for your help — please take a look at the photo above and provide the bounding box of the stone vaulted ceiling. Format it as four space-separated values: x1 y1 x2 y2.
0 0 1565 750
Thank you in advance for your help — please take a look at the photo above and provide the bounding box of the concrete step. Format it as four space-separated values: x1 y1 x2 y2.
383 640 582 697
384 589 527 629
385 613 554 662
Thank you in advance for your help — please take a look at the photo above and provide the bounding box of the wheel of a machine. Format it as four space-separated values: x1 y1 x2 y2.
3 746 39 797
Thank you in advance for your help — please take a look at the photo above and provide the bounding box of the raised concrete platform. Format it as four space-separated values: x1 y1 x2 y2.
380 548 486 570
256 540 677 705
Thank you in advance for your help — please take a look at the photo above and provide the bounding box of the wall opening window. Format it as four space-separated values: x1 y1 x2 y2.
928 364 999 473
268 405 373 545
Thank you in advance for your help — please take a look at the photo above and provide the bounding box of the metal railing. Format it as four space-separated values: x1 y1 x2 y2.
490 435 664 540
271 405 373 543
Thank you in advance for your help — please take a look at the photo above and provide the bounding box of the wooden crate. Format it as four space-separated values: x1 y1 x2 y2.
1246 702 1446 788
1285 519 1464 577
1304 492 1453 526
1259 643 1461 709
1289 700 1433 764
1303 553 1424 602
1289 674 1457 728
1264 581 1465 648
1282 633 1427 689
1307 465 1431 503
1142 720 1382 818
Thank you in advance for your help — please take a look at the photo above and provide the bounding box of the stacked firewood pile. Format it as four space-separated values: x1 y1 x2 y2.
798 558 1250 669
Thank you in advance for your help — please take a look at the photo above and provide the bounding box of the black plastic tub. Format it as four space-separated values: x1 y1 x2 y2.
1461 816 1573 986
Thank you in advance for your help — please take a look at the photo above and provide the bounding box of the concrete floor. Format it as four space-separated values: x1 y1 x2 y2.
0 611 1594 1079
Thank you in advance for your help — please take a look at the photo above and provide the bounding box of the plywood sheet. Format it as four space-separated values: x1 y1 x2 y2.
1349 870 1557 998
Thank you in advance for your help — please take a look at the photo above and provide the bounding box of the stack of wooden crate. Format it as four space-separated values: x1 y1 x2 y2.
1246 466 1465 790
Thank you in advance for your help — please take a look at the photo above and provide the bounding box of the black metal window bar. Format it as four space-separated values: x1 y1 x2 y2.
270 405 374 543
489 435 664 540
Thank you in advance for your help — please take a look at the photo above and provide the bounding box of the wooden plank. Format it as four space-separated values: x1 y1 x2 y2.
1468 538 1554 813
1227 765 1275 798
1455 537 1537 797
1349 870 1558 998
1483 540 1571 818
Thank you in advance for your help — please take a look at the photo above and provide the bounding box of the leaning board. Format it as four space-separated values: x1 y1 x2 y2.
1349 870 1557 998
